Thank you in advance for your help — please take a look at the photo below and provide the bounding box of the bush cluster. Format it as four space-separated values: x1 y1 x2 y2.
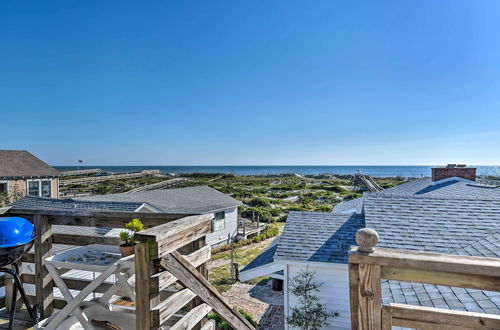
208 308 257 329
212 223 280 254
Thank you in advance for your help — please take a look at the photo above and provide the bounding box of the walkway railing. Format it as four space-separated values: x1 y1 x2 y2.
1 207 255 330
349 228 500 330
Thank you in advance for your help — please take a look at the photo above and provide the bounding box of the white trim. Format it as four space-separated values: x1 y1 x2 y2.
26 178 53 197
284 264 289 330
275 258 349 270
239 262 284 282
134 203 162 213
431 176 474 185
0 180 8 194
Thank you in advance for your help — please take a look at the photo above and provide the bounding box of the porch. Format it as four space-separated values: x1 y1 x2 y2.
0 207 256 330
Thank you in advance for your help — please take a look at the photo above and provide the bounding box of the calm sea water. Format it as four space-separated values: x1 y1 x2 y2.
54 165 500 178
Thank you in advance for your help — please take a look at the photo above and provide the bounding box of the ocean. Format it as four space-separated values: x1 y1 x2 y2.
54 165 500 178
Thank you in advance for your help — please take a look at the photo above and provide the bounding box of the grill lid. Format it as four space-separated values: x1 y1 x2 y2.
0 217 35 248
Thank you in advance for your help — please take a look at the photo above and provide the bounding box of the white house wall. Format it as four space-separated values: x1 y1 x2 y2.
285 262 351 330
205 207 238 246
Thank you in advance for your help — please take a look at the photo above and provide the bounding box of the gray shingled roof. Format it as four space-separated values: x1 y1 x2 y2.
256 178 500 316
364 197 500 253
0 150 60 179
363 196 500 315
369 177 500 200
241 237 280 272
75 186 242 214
332 197 364 214
10 195 143 212
274 212 365 263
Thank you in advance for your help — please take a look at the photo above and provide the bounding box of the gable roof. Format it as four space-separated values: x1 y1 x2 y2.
274 211 365 263
10 195 144 212
368 177 500 200
74 186 242 214
0 150 60 179
332 197 364 214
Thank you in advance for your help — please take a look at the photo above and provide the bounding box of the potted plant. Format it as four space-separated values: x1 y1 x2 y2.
119 218 144 257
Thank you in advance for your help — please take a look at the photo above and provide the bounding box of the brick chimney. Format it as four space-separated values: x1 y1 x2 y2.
431 164 476 182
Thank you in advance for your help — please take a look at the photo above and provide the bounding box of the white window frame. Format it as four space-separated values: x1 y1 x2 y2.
213 211 226 231
0 180 8 195
27 178 52 197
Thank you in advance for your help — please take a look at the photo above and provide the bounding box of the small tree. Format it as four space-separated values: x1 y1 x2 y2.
286 268 337 330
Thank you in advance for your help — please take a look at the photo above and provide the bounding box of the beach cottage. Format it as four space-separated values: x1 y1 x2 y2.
12 185 242 246
0 150 60 204
241 165 500 329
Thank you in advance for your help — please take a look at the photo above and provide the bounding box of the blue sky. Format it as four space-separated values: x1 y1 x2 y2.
1 1 500 165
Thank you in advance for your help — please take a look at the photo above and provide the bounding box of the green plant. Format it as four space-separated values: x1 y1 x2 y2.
120 218 144 246
286 267 337 330
208 308 256 329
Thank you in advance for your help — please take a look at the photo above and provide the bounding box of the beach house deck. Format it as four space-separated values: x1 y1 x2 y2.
349 228 500 329
0 207 255 330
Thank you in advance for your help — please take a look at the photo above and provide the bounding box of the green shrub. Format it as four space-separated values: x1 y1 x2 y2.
247 197 271 208
212 223 281 254
208 308 257 329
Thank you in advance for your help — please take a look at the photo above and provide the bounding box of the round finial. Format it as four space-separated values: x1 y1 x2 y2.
356 228 379 253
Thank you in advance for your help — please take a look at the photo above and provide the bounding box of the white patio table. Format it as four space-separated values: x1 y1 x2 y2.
38 244 136 330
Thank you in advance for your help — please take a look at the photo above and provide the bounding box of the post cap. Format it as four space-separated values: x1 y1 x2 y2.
355 228 379 253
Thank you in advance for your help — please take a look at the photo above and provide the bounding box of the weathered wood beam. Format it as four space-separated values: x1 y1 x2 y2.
381 266 500 292
155 245 211 291
390 303 500 329
135 214 212 257
169 303 212 330
135 241 160 330
34 214 54 317
159 251 255 330
357 264 382 330
152 288 197 326
52 233 121 246
7 208 189 228
349 247 500 277
348 263 360 330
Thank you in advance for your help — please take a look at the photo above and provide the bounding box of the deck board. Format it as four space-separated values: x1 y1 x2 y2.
0 310 34 330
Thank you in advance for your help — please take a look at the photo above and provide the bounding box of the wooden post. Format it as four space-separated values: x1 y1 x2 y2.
135 241 160 330
188 237 209 330
257 215 260 235
350 228 382 330
34 214 54 317
348 263 360 330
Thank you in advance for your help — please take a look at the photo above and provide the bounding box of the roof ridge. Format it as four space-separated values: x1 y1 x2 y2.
448 229 500 254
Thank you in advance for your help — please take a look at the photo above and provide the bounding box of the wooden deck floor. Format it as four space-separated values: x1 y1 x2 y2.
0 310 34 330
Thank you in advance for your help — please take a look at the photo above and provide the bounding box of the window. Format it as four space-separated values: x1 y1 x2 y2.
28 180 40 196
0 181 7 195
213 211 225 231
27 179 52 197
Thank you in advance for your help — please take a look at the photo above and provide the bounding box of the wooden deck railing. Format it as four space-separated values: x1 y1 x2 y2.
349 228 500 330
0 207 255 330
134 214 255 330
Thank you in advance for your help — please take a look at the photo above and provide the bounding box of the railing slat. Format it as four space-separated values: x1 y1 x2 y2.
381 265 500 292
159 251 255 330
169 303 212 330
349 247 500 277
52 233 121 246
390 303 500 329
152 288 197 326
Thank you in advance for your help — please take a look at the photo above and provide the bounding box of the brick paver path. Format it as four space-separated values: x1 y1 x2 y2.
222 283 284 329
